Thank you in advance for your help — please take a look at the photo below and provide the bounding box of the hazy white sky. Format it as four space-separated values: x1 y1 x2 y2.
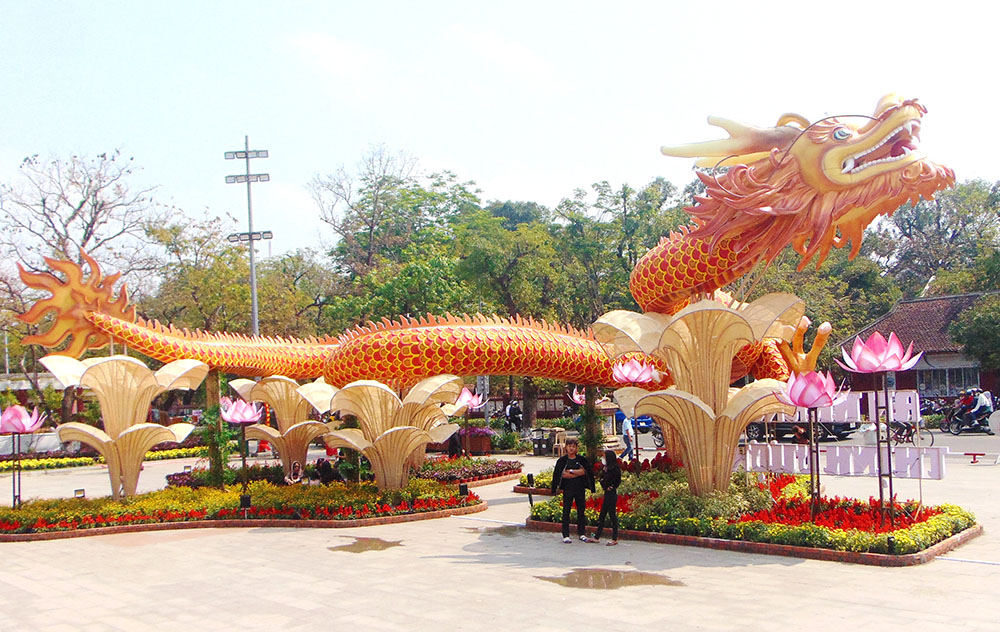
1 0 994 256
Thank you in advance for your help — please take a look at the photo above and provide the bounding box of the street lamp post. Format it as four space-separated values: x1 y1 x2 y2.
225 136 270 337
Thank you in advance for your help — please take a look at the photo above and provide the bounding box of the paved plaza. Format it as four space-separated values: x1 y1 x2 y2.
1 437 999 631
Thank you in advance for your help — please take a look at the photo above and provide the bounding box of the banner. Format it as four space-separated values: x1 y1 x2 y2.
736 443 948 480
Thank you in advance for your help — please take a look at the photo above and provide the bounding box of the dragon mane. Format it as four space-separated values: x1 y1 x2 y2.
687 121 954 271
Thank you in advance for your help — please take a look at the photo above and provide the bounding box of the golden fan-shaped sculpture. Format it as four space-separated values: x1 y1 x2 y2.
599 295 801 495
323 375 463 490
42 355 208 500
229 376 336 477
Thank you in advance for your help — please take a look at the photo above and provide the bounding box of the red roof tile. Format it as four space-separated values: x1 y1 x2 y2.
845 293 994 354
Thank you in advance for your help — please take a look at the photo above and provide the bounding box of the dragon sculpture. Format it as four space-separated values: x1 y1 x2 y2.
18 95 954 390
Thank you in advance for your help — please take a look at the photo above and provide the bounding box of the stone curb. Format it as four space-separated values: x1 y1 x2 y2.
0 501 488 543
512 485 555 496
524 518 983 566
464 472 522 488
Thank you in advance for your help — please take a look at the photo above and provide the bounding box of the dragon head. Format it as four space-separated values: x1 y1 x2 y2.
661 94 955 269
17 250 136 357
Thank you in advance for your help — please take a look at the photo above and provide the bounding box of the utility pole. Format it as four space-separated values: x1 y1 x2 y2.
225 136 271 336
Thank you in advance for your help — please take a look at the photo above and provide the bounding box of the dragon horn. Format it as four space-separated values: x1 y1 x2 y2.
661 115 805 160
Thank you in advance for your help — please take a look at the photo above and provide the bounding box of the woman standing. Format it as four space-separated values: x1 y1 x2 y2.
591 449 621 546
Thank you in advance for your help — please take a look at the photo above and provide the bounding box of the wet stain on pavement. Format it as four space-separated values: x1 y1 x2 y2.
327 537 402 553
462 525 522 537
536 568 683 589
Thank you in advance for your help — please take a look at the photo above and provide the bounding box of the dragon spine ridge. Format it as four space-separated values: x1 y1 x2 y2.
335 312 594 345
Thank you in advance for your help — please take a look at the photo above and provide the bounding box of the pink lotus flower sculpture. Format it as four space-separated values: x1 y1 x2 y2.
220 397 263 424
612 359 655 384
571 387 586 405
455 387 487 411
777 372 848 409
837 332 922 373
0 406 47 434
2 405 48 508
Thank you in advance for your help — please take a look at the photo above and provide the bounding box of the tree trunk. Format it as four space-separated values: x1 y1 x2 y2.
582 385 600 462
522 376 538 429
203 369 225 488
61 385 76 425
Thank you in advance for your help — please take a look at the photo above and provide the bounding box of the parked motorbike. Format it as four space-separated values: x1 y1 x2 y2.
651 423 664 448
920 397 945 417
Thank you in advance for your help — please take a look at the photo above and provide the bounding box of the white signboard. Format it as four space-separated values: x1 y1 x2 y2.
736 443 948 480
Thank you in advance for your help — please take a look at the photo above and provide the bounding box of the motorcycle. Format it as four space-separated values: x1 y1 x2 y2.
948 408 995 435
651 423 664 448
938 395 969 434
920 397 945 417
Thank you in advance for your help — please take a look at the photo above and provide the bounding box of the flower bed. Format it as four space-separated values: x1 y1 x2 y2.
167 463 291 488
529 472 976 555
0 457 96 472
0 479 481 535
414 456 522 484
0 447 210 473
137 447 208 461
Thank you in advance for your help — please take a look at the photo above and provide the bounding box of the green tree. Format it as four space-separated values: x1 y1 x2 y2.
929 248 1000 295
749 245 901 369
871 179 1000 297
951 294 1000 369
143 216 253 333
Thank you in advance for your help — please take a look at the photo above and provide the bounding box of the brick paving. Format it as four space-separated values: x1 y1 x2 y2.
0 449 998 630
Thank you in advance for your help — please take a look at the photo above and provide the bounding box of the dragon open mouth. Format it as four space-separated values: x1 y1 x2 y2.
841 119 921 174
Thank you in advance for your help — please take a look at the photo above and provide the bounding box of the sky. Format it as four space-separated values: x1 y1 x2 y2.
1 0 996 257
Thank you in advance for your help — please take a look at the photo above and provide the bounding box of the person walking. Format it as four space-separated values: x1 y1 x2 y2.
551 437 595 543
590 449 621 546
620 415 635 461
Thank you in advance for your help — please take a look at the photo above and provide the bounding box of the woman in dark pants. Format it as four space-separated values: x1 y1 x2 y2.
591 449 621 546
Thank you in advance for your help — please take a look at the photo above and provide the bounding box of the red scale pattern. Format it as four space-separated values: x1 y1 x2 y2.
88 313 337 379
629 233 750 314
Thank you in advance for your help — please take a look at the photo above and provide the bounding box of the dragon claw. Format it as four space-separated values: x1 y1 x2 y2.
778 316 831 374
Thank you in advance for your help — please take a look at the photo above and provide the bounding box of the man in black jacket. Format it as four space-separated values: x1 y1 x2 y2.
550 437 596 543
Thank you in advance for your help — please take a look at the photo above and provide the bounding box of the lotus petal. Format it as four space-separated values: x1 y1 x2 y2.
612 387 648 418
297 379 339 415
593 310 673 357
153 359 209 391
740 293 805 342
221 399 263 424
331 381 401 440
0 406 46 434
39 355 89 389
403 375 464 408
229 378 257 401
234 376 311 433
427 423 459 444
839 332 923 373
323 428 372 453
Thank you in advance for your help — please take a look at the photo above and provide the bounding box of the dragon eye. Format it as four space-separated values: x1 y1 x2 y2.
833 128 851 141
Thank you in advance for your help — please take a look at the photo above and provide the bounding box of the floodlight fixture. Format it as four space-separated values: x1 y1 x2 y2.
224 135 271 336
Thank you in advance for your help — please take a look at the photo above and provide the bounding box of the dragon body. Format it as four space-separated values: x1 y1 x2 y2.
19 95 954 389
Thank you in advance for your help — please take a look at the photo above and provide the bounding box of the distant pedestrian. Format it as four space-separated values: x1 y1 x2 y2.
591 449 621 546
620 416 635 460
551 437 595 543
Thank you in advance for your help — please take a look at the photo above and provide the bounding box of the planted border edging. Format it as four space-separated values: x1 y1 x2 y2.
513 486 554 496
465 472 522 488
525 519 983 567
0 501 488 543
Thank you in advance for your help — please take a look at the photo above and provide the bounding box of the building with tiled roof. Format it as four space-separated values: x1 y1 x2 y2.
838 292 998 397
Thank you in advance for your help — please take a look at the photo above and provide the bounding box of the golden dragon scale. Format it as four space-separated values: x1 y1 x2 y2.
18 95 954 388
